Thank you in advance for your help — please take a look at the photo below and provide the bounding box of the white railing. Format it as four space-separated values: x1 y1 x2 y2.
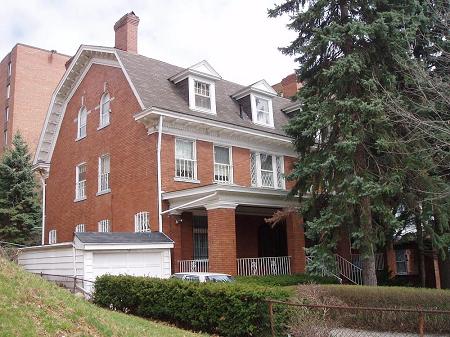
351 253 384 271
179 259 209 273
335 254 363 285
305 255 343 283
214 163 232 183
237 256 291 276
99 173 109 192
175 158 196 180
76 181 86 200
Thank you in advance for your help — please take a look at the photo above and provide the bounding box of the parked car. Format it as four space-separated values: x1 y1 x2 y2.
171 272 235 283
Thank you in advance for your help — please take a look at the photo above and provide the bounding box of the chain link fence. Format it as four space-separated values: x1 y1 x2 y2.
267 299 450 337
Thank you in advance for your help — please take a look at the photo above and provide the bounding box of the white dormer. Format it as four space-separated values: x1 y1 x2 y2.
231 80 277 128
169 60 221 115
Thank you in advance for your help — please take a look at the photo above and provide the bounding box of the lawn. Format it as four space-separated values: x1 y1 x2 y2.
0 257 208 337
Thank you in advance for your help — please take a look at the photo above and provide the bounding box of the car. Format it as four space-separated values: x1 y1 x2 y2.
170 272 235 283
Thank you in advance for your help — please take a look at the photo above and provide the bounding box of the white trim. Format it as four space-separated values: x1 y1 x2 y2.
251 93 274 128
157 116 163 232
188 76 217 115
231 79 278 100
40 175 46 245
174 137 197 181
48 229 57 244
169 60 222 84
213 144 233 184
135 107 292 144
79 243 174 251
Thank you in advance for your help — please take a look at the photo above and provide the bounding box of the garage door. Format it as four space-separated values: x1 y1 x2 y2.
92 250 163 279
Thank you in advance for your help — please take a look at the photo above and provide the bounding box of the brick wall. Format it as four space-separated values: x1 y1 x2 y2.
45 64 157 243
0 44 68 154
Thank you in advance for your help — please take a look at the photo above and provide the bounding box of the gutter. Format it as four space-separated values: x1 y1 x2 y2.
157 115 163 232
39 174 46 245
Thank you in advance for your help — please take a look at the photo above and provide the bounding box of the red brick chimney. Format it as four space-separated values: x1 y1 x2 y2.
114 12 140 53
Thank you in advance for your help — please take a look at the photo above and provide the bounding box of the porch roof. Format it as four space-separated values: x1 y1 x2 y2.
162 184 297 212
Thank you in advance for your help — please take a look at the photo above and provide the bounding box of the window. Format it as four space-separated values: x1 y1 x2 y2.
98 219 110 232
250 152 284 189
99 92 111 128
75 224 85 233
6 84 10 99
134 211 150 232
251 95 274 127
396 249 408 275
48 229 57 244
75 163 87 200
98 154 110 193
214 145 232 184
77 106 87 139
7 62 12 77
194 80 211 110
3 130 7 145
5 107 9 123
188 76 216 114
175 138 196 180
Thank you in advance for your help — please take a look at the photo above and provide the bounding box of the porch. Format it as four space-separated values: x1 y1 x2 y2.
162 185 305 276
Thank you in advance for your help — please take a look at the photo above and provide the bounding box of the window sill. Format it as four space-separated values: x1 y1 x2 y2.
75 135 86 142
96 189 111 196
74 196 87 203
189 106 216 115
252 120 275 128
174 177 200 184
97 123 110 131
213 180 233 185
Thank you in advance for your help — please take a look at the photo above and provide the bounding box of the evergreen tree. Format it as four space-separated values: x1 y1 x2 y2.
0 133 41 245
269 1 427 285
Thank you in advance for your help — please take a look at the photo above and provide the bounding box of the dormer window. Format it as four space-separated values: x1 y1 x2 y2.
194 80 211 110
169 60 221 115
231 80 277 128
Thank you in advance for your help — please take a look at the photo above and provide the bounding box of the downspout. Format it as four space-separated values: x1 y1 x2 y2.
157 115 163 232
40 174 46 245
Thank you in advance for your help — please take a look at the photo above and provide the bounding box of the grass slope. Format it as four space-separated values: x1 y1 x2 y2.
0 257 208 337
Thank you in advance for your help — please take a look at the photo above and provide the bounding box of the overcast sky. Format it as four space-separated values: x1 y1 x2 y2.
0 0 298 85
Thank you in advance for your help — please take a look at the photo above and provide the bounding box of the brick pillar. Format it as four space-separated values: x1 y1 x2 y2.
165 212 181 273
286 212 306 273
386 241 397 278
207 208 237 275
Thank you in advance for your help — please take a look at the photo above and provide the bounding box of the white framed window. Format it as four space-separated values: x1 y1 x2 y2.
188 76 216 114
99 92 111 128
5 107 9 122
48 229 57 244
395 249 408 275
250 152 285 189
6 84 10 99
98 219 110 232
75 163 87 201
75 224 85 233
175 138 197 181
134 211 150 232
77 106 87 139
250 94 274 127
7 61 12 77
214 145 232 184
98 154 110 193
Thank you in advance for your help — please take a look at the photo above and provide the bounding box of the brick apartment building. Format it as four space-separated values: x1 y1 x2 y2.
0 44 69 154
272 73 302 99
33 12 306 276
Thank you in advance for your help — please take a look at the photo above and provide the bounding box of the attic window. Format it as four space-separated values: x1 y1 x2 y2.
188 76 216 114
251 94 274 127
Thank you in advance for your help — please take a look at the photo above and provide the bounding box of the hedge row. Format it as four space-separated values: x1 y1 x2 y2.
93 275 290 337
236 273 338 287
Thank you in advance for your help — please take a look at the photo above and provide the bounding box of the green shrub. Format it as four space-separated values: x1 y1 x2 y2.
236 273 338 287
93 275 290 337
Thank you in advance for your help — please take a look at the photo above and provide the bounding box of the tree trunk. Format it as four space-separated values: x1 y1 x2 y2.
360 196 378 286
415 212 426 287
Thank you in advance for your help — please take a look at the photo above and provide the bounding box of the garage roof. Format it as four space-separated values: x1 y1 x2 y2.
75 232 173 244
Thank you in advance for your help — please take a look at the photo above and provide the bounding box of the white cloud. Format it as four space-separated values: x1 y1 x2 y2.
0 0 297 85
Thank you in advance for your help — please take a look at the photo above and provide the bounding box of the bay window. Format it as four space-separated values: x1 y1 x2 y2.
250 152 284 189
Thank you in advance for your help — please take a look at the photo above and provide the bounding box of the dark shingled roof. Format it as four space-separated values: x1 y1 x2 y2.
75 232 173 244
116 50 292 137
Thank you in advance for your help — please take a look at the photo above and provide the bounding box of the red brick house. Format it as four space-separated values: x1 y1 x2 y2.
33 13 306 276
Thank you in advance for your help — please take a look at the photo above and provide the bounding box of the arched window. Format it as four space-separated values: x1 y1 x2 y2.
99 92 111 128
77 106 87 139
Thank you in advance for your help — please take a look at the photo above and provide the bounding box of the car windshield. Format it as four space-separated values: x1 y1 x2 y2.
205 275 234 282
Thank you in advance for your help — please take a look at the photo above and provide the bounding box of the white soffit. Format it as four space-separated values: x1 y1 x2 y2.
231 79 278 100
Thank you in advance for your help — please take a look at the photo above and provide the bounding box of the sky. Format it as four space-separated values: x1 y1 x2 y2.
0 0 298 85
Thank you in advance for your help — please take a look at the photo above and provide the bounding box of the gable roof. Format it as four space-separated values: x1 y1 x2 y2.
116 50 292 137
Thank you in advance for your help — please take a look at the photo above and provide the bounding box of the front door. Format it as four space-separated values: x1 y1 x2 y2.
193 215 208 259
258 221 287 257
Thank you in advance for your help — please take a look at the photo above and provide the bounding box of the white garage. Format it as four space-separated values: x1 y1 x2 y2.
18 232 174 294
